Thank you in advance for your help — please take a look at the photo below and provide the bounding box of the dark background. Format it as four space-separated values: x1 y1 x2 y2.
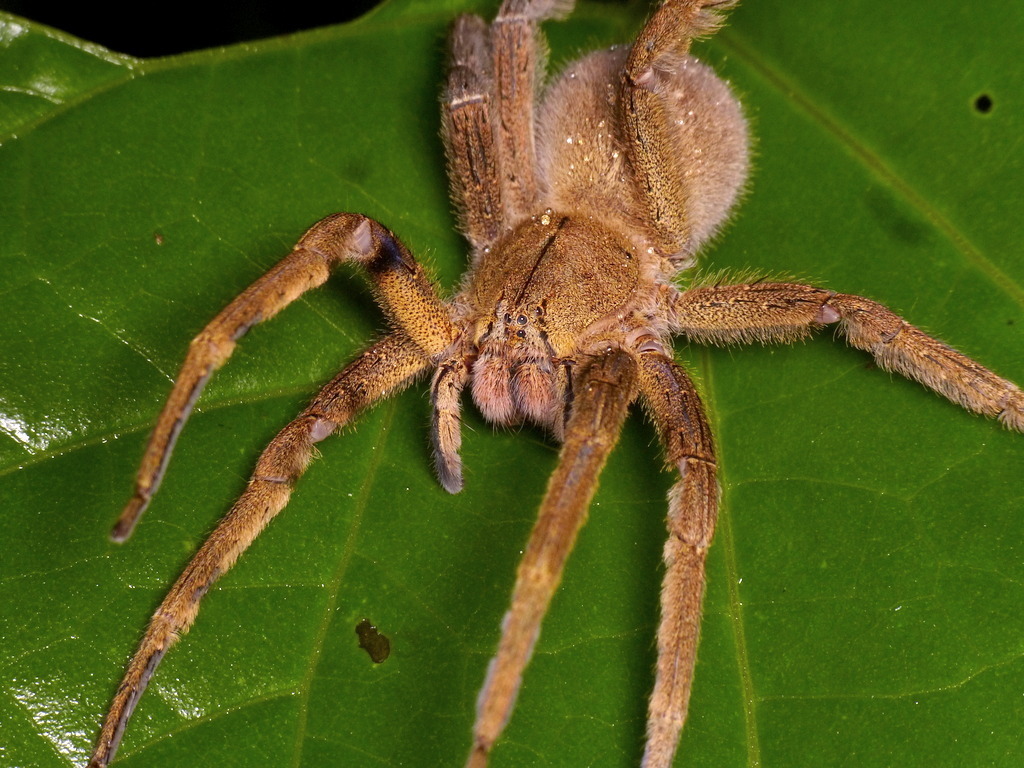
0 1 384 56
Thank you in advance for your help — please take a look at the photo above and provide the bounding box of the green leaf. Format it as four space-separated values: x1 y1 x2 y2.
2 2 1022 767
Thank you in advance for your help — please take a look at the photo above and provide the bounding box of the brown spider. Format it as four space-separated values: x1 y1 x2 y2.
89 1 1024 766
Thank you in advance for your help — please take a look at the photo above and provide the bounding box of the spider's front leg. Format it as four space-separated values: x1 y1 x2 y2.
114 213 456 540
636 348 718 768
89 334 429 768
468 348 639 768
671 282 1024 429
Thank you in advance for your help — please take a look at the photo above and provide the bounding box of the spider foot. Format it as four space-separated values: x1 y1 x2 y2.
998 388 1024 432
466 741 491 768
110 493 149 542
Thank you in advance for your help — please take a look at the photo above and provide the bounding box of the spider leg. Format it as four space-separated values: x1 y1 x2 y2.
115 213 455 540
620 0 740 255
431 356 469 492
636 348 718 768
466 347 639 768
489 0 571 222
88 333 428 768
671 282 1024 429
444 14 504 254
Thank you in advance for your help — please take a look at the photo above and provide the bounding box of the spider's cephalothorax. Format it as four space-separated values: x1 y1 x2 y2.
467 214 644 429
89 2 1023 767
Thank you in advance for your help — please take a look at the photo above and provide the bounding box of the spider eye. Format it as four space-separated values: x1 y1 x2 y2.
503 313 512 324
517 315 527 325
516 329 526 338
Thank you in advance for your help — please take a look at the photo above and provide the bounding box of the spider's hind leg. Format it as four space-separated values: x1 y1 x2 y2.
619 0 747 260
443 13 504 254
488 0 573 220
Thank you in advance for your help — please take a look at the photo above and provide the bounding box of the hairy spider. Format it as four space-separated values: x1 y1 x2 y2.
88 1 1023 766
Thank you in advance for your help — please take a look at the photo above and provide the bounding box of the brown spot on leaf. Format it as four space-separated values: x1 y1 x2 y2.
356 619 391 663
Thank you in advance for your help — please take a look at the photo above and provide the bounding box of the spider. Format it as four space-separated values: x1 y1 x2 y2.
88 1 1024 766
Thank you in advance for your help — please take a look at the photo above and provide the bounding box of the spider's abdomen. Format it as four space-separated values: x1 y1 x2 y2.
537 48 749 264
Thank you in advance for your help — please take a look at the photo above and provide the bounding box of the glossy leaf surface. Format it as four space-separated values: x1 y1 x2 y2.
1 2 1022 767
